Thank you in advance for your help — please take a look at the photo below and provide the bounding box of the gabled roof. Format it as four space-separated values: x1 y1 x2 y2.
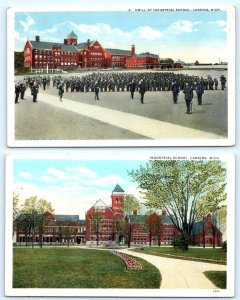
55 215 80 222
67 31 78 38
79 219 86 225
112 184 125 193
192 221 207 235
29 40 79 52
106 48 132 55
76 42 89 50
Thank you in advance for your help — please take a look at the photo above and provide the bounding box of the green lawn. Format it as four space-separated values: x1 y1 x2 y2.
13 248 160 288
204 271 227 289
132 247 226 264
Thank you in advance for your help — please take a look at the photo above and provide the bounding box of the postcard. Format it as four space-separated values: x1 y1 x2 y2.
5 152 235 297
7 5 235 147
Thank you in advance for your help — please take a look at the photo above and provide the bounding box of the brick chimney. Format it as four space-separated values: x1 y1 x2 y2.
64 39 67 45
162 209 166 216
131 45 135 56
35 36 40 42
87 39 90 49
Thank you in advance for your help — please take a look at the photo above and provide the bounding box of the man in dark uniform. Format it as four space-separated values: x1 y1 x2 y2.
129 80 136 99
94 81 100 100
20 82 26 100
15 83 21 103
220 75 227 90
31 81 39 102
58 82 64 102
171 81 179 104
183 83 193 114
195 80 204 105
139 79 146 104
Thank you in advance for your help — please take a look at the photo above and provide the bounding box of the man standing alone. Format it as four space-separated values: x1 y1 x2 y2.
31 81 39 103
183 83 193 114
195 80 204 105
139 79 146 104
171 81 179 104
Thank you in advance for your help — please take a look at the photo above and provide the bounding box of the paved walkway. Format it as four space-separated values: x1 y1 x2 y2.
118 248 226 289
39 93 223 140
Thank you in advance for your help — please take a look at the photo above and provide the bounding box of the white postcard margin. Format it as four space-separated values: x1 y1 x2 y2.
7 5 235 147
5 153 235 297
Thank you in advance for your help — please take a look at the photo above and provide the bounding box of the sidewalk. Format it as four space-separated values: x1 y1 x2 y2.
118 248 226 289
39 93 224 140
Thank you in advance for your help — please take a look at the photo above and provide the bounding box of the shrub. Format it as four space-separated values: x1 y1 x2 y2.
222 241 227 252
171 233 189 251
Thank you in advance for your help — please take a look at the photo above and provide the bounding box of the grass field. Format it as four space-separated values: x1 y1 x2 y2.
13 248 160 288
204 271 227 289
132 247 226 264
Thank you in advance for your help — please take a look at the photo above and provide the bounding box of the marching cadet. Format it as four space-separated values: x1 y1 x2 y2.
195 80 204 105
31 81 39 103
220 75 227 90
171 81 179 104
214 78 218 90
139 79 146 104
20 81 26 100
94 81 100 100
15 83 21 104
183 83 193 114
58 82 64 102
128 80 136 99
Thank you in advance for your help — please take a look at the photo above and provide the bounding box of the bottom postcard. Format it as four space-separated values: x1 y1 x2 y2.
5 153 235 297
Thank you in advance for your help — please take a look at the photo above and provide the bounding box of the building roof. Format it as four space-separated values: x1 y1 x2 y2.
29 40 79 52
76 42 89 50
129 214 174 225
55 215 80 222
106 48 132 55
192 221 207 235
135 52 159 58
79 219 86 225
67 31 78 38
112 183 125 193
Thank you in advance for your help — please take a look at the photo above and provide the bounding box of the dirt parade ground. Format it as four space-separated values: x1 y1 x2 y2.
14 72 228 141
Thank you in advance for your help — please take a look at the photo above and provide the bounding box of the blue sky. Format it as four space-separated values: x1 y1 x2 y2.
13 159 146 218
14 10 227 63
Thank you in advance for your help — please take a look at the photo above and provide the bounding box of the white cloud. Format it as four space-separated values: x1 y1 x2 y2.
46 168 68 180
171 20 201 33
19 15 35 32
216 20 227 27
38 175 56 184
19 172 32 179
137 26 162 40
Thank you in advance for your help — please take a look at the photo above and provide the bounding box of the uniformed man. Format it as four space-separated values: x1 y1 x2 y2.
31 81 39 103
129 80 136 99
171 81 179 104
139 79 146 104
94 81 100 100
195 80 204 105
58 82 64 102
15 83 21 104
220 75 227 90
183 83 193 114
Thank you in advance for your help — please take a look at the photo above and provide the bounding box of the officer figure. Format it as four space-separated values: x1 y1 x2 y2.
94 81 100 100
20 82 26 100
31 81 39 103
214 78 218 90
183 83 193 114
129 80 136 99
195 80 204 105
15 83 21 104
220 75 227 90
171 81 179 104
139 79 146 104
58 82 64 102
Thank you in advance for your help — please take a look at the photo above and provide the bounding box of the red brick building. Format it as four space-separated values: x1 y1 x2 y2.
126 52 160 69
23 31 159 70
15 184 222 247
23 31 136 70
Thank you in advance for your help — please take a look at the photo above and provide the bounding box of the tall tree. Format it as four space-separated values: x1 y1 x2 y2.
123 194 140 248
14 51 25 73
13 193 20 238
17 196 54 247
128 160 226 249
145 212 162 247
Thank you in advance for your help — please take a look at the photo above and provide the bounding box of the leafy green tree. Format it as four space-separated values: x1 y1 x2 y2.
160 58 174 64
14 51 25 73
195 60 200 65
123 194 140 248
13 193 20 238
145 212 162 247
128 160 226 250
17 196 54 248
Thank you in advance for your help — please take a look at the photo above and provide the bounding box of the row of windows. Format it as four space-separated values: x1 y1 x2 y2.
34 50 77 56
90 52 103 56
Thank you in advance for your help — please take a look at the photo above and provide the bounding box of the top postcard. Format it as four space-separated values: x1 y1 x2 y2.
7 6 235 147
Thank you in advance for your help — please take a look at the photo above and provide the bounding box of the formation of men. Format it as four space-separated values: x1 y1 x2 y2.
15 72 227 114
